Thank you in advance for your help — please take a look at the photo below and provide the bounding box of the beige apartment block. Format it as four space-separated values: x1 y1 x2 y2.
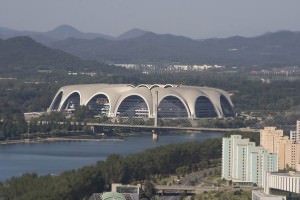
274 136 292 169
260 127 284 153
294 143 300 171
297 120 300 142
260 127 300 171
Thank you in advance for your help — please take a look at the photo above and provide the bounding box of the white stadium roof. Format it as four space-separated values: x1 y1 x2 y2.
48 84 234 118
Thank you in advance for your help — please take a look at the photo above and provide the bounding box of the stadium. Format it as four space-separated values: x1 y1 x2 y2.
48 84 234 119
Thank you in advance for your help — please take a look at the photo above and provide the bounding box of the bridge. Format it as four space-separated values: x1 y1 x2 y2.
86 122 259 133
29 120 259 134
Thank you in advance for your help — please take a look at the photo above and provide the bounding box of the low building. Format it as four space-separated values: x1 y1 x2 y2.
89 184 140 200
89 192 126 200
263 171 300 195
24 112 44 122
252 190 286 200
111 183 140 200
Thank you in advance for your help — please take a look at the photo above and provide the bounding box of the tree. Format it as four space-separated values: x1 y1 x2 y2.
143 180 155 199
73 106 93 121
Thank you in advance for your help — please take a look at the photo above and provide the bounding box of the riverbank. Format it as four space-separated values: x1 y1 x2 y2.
0 130 219 145
0 136 123 145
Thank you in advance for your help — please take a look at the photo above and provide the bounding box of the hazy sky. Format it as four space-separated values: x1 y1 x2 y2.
1 0 300 39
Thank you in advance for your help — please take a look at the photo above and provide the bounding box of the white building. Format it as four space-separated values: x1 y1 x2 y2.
222 135 278 187
252 190 286 200
111 183 140 200
263 171 300 195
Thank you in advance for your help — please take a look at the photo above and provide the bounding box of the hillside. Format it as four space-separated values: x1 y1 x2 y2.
50 32 201 63
2 26 300 66
50 30 300 66
117 28 148 40
0 36 117 74
0 26 148 42
44 25 114 40
0 25 114 44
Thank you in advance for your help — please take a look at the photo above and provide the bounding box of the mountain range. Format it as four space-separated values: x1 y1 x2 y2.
50 30 300 66
0 36 118 74
1 25 300 66
0 25 146 43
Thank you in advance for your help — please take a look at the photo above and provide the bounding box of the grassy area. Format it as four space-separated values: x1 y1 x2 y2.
151 175 179 186
193 190 251 200
151 167 253 200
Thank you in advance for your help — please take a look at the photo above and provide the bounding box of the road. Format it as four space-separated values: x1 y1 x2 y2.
157 167 220 200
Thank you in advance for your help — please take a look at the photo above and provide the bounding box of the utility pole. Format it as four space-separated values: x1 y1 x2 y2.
154 90 158 127
26 120 30 142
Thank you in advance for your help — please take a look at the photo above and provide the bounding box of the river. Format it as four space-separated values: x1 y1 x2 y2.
0 132 223 181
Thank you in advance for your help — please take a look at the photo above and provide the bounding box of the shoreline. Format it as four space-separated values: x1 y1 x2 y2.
0 137 124 145
0 131 223 145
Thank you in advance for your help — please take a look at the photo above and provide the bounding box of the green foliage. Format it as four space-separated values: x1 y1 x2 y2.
195 118 257 128
0 166 105 200
73 106 94 122
194 190 251 200
176 166 190 176
142 180 155 199
0 101 27 139
39 112 66 122
122 139 221 182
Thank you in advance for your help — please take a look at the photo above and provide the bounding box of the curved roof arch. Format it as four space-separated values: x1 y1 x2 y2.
84 92 111 106
220 94 235 117
164 84 178 88
48 90 63 111
48 84 234 118
114 93 151 117
59 91 81 111
195 96 218 118
136 84 151 89
84 92 112 114
158 94 191 118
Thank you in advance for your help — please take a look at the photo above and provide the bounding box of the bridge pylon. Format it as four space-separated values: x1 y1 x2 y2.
152 129 159 141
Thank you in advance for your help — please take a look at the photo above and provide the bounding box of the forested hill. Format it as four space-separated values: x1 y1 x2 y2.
0 36 119 74
2 26 300 67
50 30 300 66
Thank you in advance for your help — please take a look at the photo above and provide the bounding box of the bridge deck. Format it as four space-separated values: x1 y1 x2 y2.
87 123 259 133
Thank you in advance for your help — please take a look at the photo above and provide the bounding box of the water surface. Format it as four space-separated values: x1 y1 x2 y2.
0 132 223 181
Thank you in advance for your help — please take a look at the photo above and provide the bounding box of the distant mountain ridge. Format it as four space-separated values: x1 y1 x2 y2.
50 30 300 66
1 25 300 66
0 36 83 71
0 36 117 74
0 25 146 43
117 28 149 40
44 25 115 40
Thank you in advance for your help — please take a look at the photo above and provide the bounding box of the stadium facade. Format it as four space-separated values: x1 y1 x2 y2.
48 84 234 118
